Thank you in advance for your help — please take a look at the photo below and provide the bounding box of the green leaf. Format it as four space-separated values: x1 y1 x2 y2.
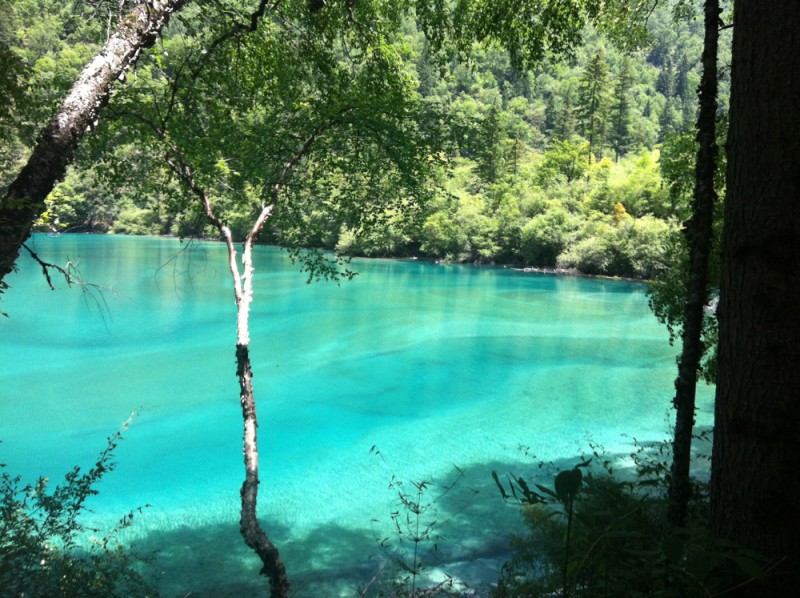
535 483 560 502
517 477 546 504
733 555 765 581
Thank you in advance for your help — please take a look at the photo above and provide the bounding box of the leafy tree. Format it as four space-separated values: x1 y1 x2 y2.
647 124 726 386
537 138 590 184
101 2 445 593
520 205 576 267
475 102 504 183
609 149 670 218
0 0 189 299
437 0 653 70
0 0 27 142
420 190 498 262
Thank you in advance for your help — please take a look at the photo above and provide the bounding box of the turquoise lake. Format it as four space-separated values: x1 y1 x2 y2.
0 234 714 596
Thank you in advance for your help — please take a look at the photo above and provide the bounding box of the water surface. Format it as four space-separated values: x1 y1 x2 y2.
0 234 714 595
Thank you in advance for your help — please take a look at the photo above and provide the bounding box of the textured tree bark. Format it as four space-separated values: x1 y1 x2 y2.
236 341 291 597
233 226 290 598
0 0 188 292
666 0 719 528
711 1 800 594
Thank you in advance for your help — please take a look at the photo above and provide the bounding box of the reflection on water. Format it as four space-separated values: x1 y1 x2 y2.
0 234 714 595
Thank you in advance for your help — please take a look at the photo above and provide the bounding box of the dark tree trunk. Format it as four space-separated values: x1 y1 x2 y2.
0 0 188 292
236 343 290 597
667 0 719 528
711 1 800 595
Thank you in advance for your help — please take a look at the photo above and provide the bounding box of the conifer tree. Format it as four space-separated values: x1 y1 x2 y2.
577 50 611 162
610 57 635 161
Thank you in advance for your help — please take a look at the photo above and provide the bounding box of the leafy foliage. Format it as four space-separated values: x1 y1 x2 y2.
647 120 727 383
2 0 726 285
491 439 766 597
0 418 156 597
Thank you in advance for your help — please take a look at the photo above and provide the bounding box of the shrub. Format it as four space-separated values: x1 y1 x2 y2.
110 207 162 236
520 206 577 267
491 440 767 597
0 419 157 597
556 233 613 275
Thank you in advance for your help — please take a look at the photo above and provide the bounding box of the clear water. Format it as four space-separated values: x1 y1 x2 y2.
0 234 714 596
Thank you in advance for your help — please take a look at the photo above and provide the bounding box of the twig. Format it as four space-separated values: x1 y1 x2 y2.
21 242 113 324
22 242 103 294
714 557 788 597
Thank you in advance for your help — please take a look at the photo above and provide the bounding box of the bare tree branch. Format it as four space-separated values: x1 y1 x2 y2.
20 241 113 324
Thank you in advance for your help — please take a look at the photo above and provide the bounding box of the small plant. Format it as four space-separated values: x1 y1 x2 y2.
0 415 157 597
492 458 591 598
363 447 470 597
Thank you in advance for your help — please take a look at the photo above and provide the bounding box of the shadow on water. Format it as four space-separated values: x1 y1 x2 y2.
124 467 535 596
132 483 514 596
133 518 381 597
130 459 528 596
131 433 712 597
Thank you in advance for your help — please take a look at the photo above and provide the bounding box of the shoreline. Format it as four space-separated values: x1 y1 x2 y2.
34 231 652 285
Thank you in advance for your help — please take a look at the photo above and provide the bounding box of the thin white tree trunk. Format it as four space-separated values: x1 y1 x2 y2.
180 154 289 595
154 109 327 597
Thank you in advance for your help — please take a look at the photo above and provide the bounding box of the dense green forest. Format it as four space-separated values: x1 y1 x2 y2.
1 0 727 280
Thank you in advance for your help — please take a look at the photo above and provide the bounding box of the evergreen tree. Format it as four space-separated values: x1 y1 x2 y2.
577 50 611 162
415 39 440 97
659 102 679 140
475 104 504 183
655 54 676 96
609 57 635 161
553 80 579 141
674 55 695 105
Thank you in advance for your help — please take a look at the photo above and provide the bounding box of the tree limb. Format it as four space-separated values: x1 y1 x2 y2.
0 0 190 298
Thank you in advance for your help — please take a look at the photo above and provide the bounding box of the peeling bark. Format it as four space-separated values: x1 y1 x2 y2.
0 0 189 292
230 205 290 598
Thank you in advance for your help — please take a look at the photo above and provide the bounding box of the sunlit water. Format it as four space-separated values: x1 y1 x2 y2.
0 234 714 596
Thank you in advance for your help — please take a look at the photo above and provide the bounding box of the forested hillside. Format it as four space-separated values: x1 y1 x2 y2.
0 1 728 280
